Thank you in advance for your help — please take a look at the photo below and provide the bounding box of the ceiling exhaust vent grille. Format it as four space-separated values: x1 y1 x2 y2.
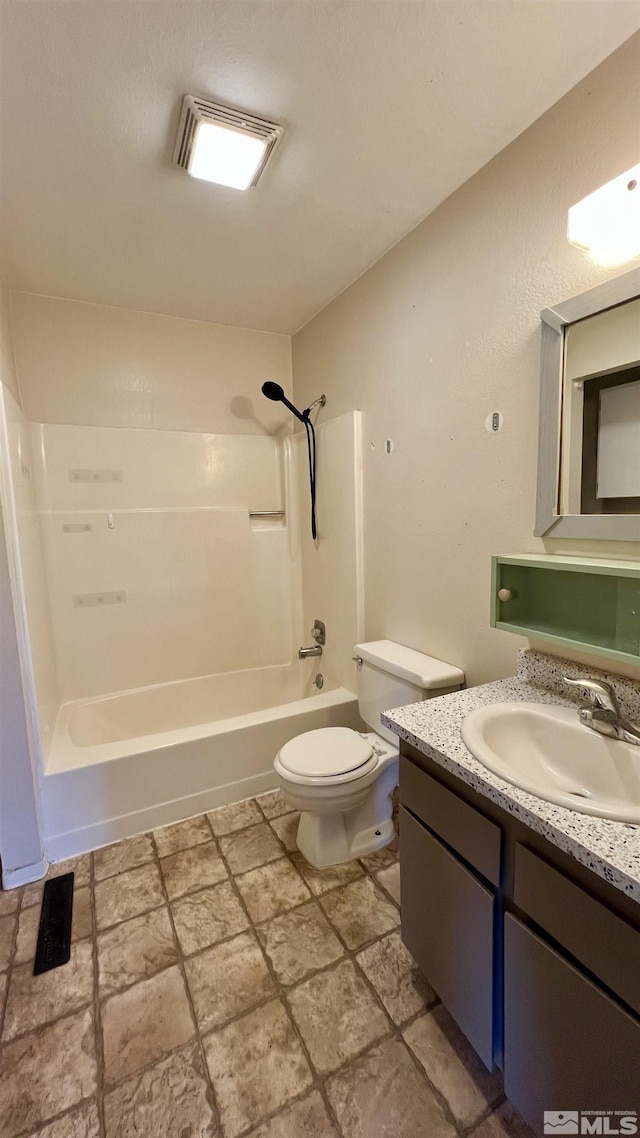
173 96 283 187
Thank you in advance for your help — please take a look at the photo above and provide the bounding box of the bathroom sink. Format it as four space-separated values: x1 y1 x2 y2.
461 702 640 823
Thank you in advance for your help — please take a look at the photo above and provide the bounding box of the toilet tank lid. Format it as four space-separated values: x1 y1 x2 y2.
354 640 465 689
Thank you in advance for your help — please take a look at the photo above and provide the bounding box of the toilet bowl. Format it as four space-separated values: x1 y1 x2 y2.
274 726 399 867
274 640 464 867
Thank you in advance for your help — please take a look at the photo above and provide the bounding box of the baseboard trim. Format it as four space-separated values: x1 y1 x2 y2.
45 771 278 862
2 855 49 889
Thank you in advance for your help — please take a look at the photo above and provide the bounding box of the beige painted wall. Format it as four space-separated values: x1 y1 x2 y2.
293 34 640 687
10 293 292 434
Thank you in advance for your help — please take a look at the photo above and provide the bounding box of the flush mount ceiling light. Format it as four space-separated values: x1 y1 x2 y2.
173 96 282 190
568 163 640 266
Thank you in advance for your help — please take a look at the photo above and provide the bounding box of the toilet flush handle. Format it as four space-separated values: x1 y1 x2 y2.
352 655 363 667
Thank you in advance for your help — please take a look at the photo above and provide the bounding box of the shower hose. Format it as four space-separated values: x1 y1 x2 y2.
304 415 317 541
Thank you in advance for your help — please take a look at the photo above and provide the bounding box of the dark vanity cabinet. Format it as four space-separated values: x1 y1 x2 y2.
400 759 500 1068
400 746 640 1129
401 810 495 1066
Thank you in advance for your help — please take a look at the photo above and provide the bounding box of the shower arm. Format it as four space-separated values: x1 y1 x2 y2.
303 394 326 418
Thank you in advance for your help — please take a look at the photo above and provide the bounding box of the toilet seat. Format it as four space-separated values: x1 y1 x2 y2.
278 727 378 782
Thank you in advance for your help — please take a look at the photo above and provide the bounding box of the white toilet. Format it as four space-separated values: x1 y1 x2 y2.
274 640 465 867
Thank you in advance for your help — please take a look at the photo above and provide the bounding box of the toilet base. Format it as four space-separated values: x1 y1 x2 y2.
293 756 399 868
296 812 395 868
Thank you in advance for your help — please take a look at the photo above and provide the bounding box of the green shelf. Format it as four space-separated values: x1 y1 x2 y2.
490 555 640 666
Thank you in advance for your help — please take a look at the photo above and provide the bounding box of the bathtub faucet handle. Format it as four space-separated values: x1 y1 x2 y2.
311 619 326 646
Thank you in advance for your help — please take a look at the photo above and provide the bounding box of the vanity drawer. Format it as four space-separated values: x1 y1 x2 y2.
400 756 501 885
504 914 640 1130
400 805 495 1067
514 843 640 1016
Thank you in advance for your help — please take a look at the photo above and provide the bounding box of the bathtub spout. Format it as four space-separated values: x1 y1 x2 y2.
298 645 323 659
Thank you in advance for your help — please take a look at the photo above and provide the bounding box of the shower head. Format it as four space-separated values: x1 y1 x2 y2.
261 381 306 423
261 381 285 402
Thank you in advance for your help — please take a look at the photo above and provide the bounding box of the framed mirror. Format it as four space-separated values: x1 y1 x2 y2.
535 268 640 540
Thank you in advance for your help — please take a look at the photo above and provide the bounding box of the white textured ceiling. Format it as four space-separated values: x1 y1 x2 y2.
0 2 638 334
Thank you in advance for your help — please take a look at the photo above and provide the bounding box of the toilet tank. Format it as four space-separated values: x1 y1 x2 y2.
354 640 465 744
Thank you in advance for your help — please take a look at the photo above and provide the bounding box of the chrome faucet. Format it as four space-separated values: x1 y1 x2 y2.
299 645 322 659
299 620 325 659
563 677 640 746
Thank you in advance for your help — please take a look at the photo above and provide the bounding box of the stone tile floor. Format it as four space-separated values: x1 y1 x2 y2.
0 789 536 1138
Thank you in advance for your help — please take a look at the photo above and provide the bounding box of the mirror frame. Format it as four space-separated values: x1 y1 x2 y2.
535 267 640 541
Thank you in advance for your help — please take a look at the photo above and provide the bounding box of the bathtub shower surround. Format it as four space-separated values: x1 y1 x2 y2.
0 389 58 754
293 411 365 693
0 395 364 862
30 422 296 699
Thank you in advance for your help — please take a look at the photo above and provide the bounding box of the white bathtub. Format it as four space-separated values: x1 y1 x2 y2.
42 666 359 861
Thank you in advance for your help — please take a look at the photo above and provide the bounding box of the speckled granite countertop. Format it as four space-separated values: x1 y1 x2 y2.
382 649 640 903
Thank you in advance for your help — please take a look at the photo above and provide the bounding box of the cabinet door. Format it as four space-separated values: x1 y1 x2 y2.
504 914 640 1132
514 843 640 1017
400 805 495 1067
